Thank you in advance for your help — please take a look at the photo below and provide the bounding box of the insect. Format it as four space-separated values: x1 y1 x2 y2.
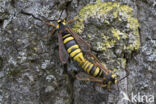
43 13 128 89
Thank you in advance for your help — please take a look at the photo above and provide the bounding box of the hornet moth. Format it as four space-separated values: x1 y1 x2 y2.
43 12 129 90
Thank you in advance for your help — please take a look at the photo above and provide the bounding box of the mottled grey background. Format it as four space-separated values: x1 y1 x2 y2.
0 0 156 104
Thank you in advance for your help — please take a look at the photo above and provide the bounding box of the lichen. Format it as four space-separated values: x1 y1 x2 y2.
121 58 127 69
72 0 140 71
111 28 121 40
73 0 140 50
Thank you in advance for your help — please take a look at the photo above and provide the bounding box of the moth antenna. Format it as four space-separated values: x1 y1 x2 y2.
48 19 57 22
118 68 129 82
58 9 64 20
41 15 57 23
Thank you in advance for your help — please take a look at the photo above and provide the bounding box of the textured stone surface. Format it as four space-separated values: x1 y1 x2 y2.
0 0 155 104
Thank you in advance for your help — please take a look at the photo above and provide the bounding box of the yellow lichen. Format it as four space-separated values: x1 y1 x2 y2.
87 34 92 38
72 21 84 33
103 39 116 49
72 0 140 70
73 0 140 51
101 34 110 40
134 39 140 50
113 68 117 72
116 58 126 69
121 58 126 69
111 28 121 40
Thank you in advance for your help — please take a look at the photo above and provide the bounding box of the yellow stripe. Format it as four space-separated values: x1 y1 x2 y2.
73 52 85 63
93 67 100 77
62 21 66 25
84 61 90 71
70 49 81 57
67 45 79 53
82 60 88 68
87 64 93 73
63 34 71 39
56 24 59 29
64 37 74 44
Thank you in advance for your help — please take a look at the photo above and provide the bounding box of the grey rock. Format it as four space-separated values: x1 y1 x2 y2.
0 0 155 104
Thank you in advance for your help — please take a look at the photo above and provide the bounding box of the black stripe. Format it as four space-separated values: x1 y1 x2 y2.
69 47 78 54
89 65 96 75
86 63 91 73
72 51 81 58
83 61 88 69
62 30 69 36
95 68 102 77
102 72 107 78
65 40 76 49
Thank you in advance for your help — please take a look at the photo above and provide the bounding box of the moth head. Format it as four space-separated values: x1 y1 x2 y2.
111 74 118 84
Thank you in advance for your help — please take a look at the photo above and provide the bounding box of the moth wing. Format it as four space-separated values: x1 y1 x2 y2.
65 27 91 52
76 72 103 82
58 32 69 64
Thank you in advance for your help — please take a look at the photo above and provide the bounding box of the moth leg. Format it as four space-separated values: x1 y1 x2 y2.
67 19 76 24
42 19 56 38
86 52 101 63
76 74 103 82
95 83 107 88
42 19 56 28
67 17 81 24
44 28 56 38
95 83 112 92
76 74 93 81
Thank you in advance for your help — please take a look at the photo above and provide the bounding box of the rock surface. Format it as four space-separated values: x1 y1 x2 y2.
0 0 155 104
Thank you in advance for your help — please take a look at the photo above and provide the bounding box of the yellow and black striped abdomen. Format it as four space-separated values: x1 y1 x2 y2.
62 33 103 78
81 60 103 77
63 34 85 63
